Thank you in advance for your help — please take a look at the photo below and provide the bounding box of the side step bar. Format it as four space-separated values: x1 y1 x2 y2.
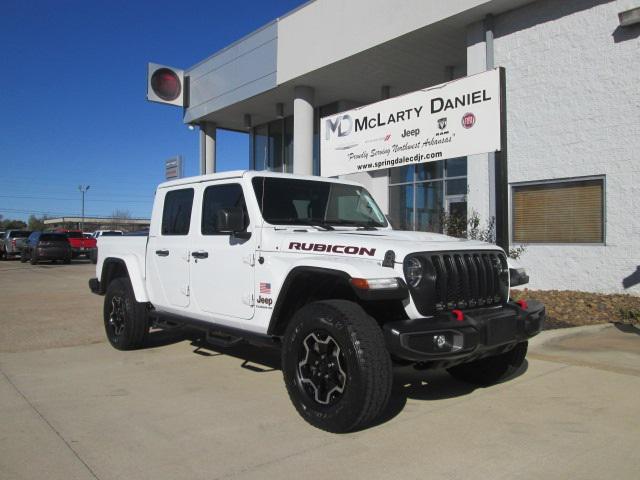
149 311 278 348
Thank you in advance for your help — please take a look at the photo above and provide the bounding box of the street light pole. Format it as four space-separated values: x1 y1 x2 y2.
78 185 90 231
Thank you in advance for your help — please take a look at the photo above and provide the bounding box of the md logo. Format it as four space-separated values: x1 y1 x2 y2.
325 114 353 140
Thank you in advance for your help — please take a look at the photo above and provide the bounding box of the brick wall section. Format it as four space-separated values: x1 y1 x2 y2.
493 0 640 293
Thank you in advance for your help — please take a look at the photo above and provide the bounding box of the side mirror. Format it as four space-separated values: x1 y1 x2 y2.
217 207 249 238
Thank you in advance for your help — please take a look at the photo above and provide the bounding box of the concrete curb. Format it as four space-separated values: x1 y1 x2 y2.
529 323 612 350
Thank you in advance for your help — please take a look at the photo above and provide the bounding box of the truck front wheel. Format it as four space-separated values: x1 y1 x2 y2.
103 277 148 350
447 341 528 386
282 300 393 433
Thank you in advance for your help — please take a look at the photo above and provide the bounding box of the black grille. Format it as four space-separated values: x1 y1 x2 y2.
407 251 508 316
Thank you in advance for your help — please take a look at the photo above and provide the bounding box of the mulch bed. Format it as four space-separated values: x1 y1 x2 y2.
510 289 640 330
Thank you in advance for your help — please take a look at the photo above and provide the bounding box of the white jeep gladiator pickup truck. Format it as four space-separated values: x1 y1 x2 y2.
89 170 543 432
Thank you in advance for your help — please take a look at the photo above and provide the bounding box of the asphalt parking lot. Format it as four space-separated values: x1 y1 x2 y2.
1 260 639 480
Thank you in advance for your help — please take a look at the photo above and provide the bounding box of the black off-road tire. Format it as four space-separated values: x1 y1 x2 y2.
30 253 38 265
103 277 149 350
20 252 27 263
447 341 528 386
63 255 71 264
282 300 393 433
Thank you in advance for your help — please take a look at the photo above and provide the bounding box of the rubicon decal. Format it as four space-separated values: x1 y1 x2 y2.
289 242 376 256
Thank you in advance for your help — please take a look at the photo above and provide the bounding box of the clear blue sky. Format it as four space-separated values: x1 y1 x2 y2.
0 0 306 222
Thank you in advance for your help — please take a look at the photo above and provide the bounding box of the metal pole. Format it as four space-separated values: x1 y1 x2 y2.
78 185 90 232
495 67 509 252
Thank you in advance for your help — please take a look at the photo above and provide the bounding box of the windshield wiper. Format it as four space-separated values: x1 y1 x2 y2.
325 219 380 230
269 218 334 231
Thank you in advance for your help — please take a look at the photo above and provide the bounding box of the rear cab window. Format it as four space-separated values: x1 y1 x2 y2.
162 188 194 235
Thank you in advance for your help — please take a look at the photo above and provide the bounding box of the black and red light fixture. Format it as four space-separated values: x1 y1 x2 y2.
147 63 185 107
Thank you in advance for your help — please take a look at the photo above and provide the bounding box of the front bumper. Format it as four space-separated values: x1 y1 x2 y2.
384 300 545 365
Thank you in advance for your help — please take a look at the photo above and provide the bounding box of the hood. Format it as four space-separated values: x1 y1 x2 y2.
262 227 502 262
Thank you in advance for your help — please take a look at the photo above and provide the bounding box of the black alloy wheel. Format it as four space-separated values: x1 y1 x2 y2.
297 331 347 406
103 277 149 350
282 300 392 433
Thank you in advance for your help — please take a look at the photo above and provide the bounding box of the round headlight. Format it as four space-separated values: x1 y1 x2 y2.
404 257 424 288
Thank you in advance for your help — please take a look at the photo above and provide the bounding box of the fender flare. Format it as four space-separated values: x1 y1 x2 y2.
101 256 149 302
267 266 350 336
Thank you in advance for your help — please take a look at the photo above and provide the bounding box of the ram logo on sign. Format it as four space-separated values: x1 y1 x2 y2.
320 68 502 177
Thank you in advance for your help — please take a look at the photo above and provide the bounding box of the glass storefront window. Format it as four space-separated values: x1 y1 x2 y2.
446 178 467 195
388 184 414 230
416 162 443 181
253 125 268 171
268 119 283 171
389 165 414 184
388 158 467 233
445 158 467 177
416 182 443 232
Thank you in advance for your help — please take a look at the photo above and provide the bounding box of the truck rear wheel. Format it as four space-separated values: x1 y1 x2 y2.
282 300 393 433
103 277 148 350
447 341 528 386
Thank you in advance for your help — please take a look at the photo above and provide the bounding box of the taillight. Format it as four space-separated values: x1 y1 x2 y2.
11 239 16 246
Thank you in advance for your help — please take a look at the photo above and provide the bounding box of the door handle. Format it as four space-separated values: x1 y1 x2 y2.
155 249 169 257
191 251 209 259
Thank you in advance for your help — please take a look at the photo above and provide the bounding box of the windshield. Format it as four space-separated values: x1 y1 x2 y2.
252 177 388 228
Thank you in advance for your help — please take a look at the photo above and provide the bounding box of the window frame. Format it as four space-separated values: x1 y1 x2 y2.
161 188 195 236
510 175 606 246
200 182 250 236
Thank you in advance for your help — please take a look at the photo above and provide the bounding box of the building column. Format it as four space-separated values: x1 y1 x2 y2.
293 86 314 176
199 122 216 174
465 21 494 224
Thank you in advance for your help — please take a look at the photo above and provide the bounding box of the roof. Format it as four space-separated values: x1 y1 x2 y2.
157 170 365 189
44 217 150 225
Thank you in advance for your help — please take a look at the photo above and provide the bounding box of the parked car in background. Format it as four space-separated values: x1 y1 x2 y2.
57 229 97 259
21 232 71 265
1 230 32 260
93 230 123 238
0 231 4 256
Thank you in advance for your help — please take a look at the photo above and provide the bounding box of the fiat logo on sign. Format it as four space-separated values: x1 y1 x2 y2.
461 112 476 129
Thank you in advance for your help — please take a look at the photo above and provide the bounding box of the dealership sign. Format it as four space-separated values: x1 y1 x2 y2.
320 68 502 177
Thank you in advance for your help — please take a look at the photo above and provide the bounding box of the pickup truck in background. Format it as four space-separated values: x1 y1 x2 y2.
1 230 32 260
58 229 97 259
89 170 543 432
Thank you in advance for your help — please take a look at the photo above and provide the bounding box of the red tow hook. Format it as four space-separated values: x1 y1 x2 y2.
451 309 464 322
516 299 528 310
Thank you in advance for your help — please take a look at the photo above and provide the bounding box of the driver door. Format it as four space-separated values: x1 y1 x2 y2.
189 181 255 321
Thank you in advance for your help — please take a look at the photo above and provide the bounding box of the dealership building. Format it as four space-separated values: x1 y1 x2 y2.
156 0 639 294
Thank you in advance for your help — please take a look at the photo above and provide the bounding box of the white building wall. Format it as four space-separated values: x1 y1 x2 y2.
494 0 640 293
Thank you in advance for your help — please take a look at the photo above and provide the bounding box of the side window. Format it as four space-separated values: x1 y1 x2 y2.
161 188 194 235
201 184 249 235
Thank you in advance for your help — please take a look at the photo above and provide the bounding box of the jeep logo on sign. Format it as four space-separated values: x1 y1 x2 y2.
325 114 353 140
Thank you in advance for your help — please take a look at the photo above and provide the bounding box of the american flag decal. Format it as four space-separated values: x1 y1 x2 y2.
259 282 271 294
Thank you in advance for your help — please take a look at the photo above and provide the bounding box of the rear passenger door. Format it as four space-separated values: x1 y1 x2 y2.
147 188 194 309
